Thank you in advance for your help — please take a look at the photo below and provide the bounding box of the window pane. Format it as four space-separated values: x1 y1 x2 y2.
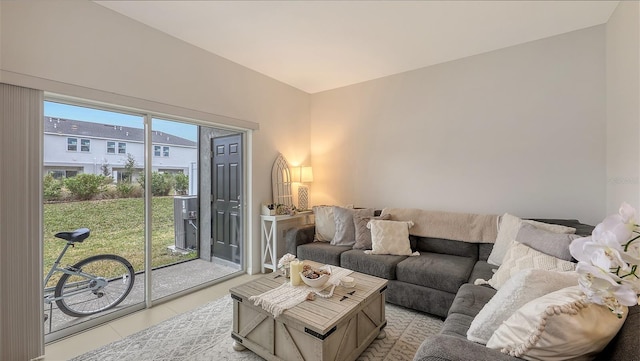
44 101 145 341
154 145 161 156
67 138 77 151
163 146 170 157
81 139 90 152
118 142 127 154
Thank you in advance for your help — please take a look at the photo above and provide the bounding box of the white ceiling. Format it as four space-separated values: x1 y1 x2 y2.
95 1 618 94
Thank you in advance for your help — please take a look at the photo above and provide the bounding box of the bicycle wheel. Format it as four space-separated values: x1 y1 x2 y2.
54 254 135 317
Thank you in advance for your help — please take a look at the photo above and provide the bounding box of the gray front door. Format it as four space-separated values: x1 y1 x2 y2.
211 134 243 263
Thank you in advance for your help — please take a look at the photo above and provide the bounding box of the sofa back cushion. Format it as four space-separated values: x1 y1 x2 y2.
478 243 493 261
415 237 478 259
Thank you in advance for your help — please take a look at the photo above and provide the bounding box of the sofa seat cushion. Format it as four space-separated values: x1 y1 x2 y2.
467 260 497 283
396 253 476 294
414 334 523 361
340 249 407 279
440 313 475 339
296 242 351 267
447 283 496 318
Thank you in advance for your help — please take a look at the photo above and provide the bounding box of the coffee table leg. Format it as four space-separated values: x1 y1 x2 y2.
377 330 387 339
233 341 247 351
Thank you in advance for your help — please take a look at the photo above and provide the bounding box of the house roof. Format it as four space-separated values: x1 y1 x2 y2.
44 117 197 147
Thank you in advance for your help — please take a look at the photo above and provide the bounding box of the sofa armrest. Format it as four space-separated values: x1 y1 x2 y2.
413 335 522 361
285 224 315 256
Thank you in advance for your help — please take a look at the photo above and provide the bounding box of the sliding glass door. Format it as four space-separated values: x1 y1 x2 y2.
43 101 146 340
43 99 247 341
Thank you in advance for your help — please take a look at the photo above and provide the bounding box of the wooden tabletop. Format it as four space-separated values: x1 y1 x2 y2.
230 261 388 335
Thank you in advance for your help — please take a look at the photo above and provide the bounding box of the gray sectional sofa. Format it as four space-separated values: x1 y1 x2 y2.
285 216 640 361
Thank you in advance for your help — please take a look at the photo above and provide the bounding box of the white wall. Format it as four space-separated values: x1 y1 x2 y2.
0 1 311 275
310 26 607 225
606 1 640 215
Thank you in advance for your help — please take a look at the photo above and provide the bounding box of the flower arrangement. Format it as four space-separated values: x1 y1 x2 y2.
569 202 640 317
278 253 297 269
265 203 297 216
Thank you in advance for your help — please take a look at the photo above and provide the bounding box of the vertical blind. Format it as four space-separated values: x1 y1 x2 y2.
0 83 44 360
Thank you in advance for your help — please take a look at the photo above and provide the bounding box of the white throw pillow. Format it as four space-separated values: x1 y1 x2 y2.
476 241 575 290
331 207 374 246
313 205 335 242
467 269 579 345
488 213 576 266
365 220 416 256
487 286 628 361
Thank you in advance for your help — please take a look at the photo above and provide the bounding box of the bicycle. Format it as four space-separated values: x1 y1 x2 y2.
43 228 135 324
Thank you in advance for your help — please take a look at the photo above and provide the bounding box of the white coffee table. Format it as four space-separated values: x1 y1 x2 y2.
230 262 388 361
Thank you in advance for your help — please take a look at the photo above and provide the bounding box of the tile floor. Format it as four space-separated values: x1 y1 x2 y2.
43 273 260 361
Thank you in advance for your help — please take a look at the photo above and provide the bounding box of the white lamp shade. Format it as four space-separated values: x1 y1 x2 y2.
290 166 301 182
301 166 313 183
290 166 313 183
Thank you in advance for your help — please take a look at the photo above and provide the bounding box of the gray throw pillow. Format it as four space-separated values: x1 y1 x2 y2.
352 214 391 250
515 223 581 261
331 207 374 246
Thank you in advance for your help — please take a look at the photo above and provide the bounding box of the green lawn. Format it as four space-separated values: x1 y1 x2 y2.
43 197 196 286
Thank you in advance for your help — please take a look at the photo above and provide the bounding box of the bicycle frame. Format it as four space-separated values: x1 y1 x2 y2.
43 242 105 304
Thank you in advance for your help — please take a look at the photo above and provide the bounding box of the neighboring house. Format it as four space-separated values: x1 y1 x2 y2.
43 117 197 184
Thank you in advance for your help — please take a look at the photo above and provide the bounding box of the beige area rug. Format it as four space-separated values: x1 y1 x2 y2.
71 296 443 361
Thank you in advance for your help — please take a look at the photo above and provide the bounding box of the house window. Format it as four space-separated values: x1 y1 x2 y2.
154 145 161 157
49 169 79 179
163 146 170 157
67 138 77 151
107 141 127 154
80 139 90 152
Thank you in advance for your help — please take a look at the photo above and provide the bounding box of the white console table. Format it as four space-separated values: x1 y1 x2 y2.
260 212 313 273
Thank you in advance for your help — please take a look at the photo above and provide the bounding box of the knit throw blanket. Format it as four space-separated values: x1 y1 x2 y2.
381 208 499 244
249 266 353 318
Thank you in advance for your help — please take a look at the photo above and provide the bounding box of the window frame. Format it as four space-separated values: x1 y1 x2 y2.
80 138 91 152
106 141 116 154
67 137 77 152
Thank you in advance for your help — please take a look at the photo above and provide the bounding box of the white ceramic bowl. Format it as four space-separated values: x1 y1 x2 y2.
300 273 329 288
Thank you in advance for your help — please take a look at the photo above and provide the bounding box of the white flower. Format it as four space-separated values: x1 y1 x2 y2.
277 253 296 268
570 202 640 316
596 202 637 243
588 232 628 271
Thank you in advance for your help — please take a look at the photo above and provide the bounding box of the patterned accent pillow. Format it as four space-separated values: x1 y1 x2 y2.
331 207 374 246
467 269 579 345
365 220 415 256
477 241 575 290
353 214 391 250
487 286 627 360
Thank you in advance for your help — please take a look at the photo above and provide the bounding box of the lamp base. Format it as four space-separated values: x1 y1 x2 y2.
298 185 309 210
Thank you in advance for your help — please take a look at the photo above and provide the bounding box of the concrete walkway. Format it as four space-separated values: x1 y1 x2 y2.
45 258 241 337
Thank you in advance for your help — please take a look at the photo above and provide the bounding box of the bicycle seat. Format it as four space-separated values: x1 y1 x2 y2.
54 228 90 243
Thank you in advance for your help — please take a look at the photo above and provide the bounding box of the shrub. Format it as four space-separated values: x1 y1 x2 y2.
116 182 136 198
174 173 189 195
64 174 105 200
138 172 174 196
43 174 63 201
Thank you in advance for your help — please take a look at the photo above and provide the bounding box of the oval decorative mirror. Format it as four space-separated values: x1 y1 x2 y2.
271 153 294 206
